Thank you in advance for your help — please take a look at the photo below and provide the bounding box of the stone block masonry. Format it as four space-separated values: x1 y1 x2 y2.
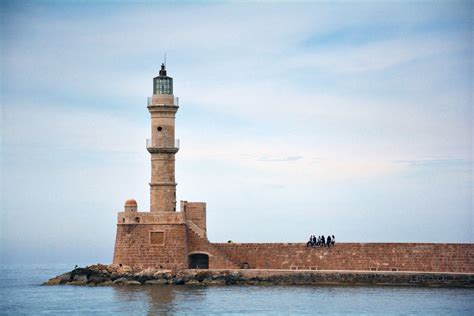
113 223 188 270
182 201 207 233
213 243 474 273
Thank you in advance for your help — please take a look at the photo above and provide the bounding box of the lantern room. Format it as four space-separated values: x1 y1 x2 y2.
153 63 173 95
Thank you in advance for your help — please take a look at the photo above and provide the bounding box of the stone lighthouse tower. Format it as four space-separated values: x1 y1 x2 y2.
147 63 179 213
113 65 237 270
113 64 189 270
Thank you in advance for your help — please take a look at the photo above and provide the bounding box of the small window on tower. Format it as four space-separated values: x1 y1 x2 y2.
157 126 162 132
150 232 164 245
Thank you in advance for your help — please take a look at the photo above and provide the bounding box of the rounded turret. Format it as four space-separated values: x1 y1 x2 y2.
124 199 138 212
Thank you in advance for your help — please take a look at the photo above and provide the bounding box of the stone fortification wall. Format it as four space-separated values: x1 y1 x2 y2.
117 211 184 225
113 223 188 270
181 201 238 268
182 201 207 232
213 243 474 273
187 226 239 269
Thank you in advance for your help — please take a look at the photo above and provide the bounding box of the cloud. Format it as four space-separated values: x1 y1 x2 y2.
258 156 304 162
394 158 472 169
262 183 285 189
290 35 470 73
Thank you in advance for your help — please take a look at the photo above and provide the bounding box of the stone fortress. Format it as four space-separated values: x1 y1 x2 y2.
113 65 473 273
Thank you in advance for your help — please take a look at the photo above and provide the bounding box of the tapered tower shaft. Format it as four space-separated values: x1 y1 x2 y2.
147 64 179 212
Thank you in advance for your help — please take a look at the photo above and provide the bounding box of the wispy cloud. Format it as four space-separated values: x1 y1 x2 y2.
258 156 304 162
394 158 472 169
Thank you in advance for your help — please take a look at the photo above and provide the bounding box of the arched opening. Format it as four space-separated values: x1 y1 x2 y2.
188 253 209 269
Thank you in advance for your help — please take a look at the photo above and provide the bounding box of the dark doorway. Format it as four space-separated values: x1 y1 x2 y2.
188 253 209 269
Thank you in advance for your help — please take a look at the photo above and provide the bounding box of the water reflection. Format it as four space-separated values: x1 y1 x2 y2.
112 285 210 314
110 284 474 315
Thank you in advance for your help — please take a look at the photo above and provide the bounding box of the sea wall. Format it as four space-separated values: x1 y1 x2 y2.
213 243 474 273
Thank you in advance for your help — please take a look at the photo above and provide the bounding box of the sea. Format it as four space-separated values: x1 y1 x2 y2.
0 264 473 315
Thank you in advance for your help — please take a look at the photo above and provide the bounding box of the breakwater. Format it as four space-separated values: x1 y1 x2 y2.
45 264 474 288
213 243 474 272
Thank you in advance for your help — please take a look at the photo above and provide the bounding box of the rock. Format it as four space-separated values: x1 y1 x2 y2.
203 279 225 285
123 280 142 285
153 271 172 279
176 271 190 280
144 279 169 285
44 277 62 285
195 271 211 282
89 275 111 284
223 271 242 285
185 279 202 285
44 272 73 285
106 264 120 273
68 280 88 285
113 277 129 284
136 267 157 277
73 274 88 282
57 273 72 283
111 272 129 280
117 265 133 275
172 278 185 285
72 268 93 277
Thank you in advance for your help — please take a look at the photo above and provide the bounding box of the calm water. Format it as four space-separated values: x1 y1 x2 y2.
0 264 473 315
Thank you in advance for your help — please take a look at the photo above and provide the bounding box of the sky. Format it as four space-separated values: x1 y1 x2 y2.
1 1 472 264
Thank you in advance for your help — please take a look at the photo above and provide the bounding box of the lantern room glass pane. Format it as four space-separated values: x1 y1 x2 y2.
154 78 173 95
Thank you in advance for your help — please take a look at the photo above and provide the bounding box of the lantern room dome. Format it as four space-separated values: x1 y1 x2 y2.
124 199 138 207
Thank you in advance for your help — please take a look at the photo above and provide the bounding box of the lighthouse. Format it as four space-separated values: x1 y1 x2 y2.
113 65 236 270
147 63 179 213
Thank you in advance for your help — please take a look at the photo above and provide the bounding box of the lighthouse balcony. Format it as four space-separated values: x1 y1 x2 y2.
148 96 179 106
146 138 180 153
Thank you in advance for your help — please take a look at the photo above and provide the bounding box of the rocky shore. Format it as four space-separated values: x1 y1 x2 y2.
44 264 474 287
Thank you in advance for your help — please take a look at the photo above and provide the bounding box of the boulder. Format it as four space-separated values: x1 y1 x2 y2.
123 280 142 285
44 277 62 285
153 271 172 280
203 279 225 285
117 265 133 275
136 267 157 277
185 279 202 285
73 274 88 282
144 279 169 285
113 277 129 284
171 278 185 285
195 271 212 282
89 275 111 284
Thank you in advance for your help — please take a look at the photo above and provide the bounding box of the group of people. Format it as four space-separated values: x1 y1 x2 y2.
307 235 335 248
